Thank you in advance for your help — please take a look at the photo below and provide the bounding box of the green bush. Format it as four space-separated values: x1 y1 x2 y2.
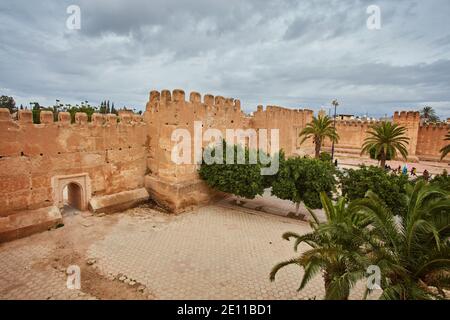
339 165 409 216
199 141 276 199
319 152 332 162
271 157 336 209
430 169 450 191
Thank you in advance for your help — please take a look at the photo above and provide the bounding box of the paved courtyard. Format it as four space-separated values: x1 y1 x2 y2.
0 204 377 300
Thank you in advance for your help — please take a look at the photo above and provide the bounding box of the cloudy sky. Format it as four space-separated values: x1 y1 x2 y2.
1 0 450 118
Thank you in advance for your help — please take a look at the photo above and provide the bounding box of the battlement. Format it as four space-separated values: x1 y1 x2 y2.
393 111 420 121
0 109 144 127
148 89 241 111
419 122 450 129
335 118 380 127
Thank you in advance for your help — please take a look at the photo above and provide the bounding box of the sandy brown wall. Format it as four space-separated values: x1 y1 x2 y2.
0 109 147 215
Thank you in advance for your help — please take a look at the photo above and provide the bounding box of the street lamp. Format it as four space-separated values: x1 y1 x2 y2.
331 99 339 161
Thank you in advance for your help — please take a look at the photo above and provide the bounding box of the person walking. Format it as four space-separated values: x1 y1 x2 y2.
402 164 408 175
423 169 430 181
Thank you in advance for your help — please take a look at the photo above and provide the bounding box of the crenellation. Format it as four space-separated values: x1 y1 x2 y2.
119 113 132 124
106 113 117 124
234 100 241 110
0 108 11 121
172 89 185 102
75 112 88 125
58 112 71 123
40 110 54 124
204 94 214 105
161 89 172 103
92 113 105 125
189 91 201 104
214 96 225 106
18 110 33 123
150 90 160 103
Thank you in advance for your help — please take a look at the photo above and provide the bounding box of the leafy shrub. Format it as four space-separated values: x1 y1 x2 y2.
271 157 336 209
319 152 332 162
199 141 276 199
339 165 409 216
430 169 450 191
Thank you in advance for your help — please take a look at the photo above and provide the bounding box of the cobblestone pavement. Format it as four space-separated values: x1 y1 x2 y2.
0 204 378 300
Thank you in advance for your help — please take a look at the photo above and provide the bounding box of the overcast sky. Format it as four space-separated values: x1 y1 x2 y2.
1 0 450 118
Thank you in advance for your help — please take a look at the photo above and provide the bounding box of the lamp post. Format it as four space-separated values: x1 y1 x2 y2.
331 99 339 161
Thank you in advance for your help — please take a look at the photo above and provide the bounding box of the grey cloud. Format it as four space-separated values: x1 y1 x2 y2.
0 0 449 119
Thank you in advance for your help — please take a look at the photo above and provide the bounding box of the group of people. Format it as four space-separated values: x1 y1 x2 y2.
384 164 430 180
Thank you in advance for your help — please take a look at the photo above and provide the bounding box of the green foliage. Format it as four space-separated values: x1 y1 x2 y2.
354 181 450 299
339 165 409 216
198 141 275 199
270 192 369 300
0 95 16 113
298 115 339 158
319 152 332 162
430 169 450 191
420 106 440 123
361 121 409 167
271 157 336 209
271 182 450 300
369 145 393 161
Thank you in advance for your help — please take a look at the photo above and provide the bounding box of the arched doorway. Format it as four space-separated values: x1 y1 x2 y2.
52 173 91 213
63 182 83 210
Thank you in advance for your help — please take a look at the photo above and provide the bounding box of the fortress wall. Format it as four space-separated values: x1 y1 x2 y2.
143 89 314 212
0 109 147 216
250 105 314 156
323 120 374 154
417 123 450 161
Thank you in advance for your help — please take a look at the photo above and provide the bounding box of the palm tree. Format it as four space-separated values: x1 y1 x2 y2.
270 192 369 300
299 115 339 159
361 122 409 168
440 130 450 160
354 181 450 299
420 106 439 123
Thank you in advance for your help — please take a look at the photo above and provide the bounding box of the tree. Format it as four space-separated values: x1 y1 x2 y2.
338 165 409 216
111 102 118 115
361 121 409 168
270 192 369 300
199 141 271 200
440 130 450 160
271 157 336 212
420 106 439 123
299 115 339 159
354 181 450 299
0 95 16 113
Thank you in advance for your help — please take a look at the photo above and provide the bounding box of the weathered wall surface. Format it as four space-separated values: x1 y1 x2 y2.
323 120 373 155
325 111 449 162
0 108 147 216
417 123 450 161
250 105 314 156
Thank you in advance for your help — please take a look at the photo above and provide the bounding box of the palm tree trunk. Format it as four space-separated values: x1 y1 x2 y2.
379 150 386 168
315 137 321 159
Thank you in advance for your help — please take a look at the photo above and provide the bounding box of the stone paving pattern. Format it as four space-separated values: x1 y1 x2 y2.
0 205 377 300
